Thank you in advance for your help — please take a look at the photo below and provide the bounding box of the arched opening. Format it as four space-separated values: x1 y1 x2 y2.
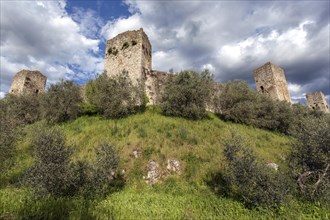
35 89 39 94
260 86 264 93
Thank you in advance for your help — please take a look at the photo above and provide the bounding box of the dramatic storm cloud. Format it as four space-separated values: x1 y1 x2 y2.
1 0 329 103
102 0 330 103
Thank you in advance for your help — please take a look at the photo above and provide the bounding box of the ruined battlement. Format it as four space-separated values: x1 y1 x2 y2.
306 91 329 113
104 28 151 85
253 62 291 103
9 70 47 96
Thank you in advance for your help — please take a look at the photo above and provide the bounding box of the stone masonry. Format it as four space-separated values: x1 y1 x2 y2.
104 28 174 105
306 91 329 113
253 62 291 103
9 70 47 96
104 28 151 85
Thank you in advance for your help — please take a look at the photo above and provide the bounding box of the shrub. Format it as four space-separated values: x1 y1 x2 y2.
86 71 146 119
75 142 122 197
40 80 83 124
220 132 288 207
0 100 16 174
24 127 76 196
0 94 40 175
4 94 40 127
91 142 121 195
217 80 294 134
161 70 213 120
288 114 330 202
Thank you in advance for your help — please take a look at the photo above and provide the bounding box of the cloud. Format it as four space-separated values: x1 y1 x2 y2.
0 0 104 94
102 0 329 103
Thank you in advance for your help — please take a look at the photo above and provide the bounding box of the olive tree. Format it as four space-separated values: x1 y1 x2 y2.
161 70 213 120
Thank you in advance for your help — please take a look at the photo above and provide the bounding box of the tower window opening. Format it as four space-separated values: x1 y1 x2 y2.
260 86 264 93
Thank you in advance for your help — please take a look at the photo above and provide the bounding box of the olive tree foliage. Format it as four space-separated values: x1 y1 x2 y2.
216 80 294 134
0 99 16 174
40 80 83 124
0 94 40 175
221 132 288 207
24 125 122 197
4 94 40 127
161 70 213 120
86 71 146 119
82 142 121 196
24 127 76 196
289 114 330 202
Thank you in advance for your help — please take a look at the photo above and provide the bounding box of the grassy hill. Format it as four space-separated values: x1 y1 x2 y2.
0 107 329 219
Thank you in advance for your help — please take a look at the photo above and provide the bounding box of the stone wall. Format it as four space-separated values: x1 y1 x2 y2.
306 91 329 113
104 28 151 85
253 62 291 103
206 82 224 114
144 69 173 105
9 70 47 96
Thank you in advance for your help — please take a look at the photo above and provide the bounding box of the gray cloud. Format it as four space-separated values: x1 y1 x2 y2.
0 0 103 94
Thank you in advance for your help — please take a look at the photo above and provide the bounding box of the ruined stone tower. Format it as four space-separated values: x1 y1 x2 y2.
306 91 329 113
9 70 47 96
253 62 291 103
104 28 151 85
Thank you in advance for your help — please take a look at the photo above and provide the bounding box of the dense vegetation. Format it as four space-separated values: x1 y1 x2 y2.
161 70 212 120
0 72 329 219
85 71 146 119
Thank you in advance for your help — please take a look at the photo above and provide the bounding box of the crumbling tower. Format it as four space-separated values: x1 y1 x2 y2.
104 28 151 85
306 91 329 113
9 70 47 96
253 62 291 103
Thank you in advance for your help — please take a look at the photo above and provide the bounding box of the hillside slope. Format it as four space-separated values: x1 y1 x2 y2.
1 108 329 219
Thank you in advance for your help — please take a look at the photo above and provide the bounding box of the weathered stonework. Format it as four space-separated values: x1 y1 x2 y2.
144 69 173 105
206 82 224 113
253 62 291 103
306 91 329 113
9 70 47 96
104 28 151 85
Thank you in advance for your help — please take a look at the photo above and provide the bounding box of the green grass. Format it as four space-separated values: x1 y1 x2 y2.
1 107 329 219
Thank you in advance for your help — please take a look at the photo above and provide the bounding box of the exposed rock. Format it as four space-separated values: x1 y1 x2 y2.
144 160 161 185
166 159 181 174
266 162 279 171
130 149 140 159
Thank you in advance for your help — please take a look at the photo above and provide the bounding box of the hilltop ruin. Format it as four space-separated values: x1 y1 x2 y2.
7 28 329 113
306 91 330 113
253 62 291 103
9 70 47 96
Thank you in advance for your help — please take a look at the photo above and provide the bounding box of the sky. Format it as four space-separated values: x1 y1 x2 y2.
0 0 329 104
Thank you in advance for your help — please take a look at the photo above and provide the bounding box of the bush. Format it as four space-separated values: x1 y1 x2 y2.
161 70 213 120
4 94 40 127
217 80 294 134
24 126 76 196
73 142 122 197
40 80 83 124
288 114 330 202
0 94 40 176
220 132 288 207
0 100 16 174
86 71 146 119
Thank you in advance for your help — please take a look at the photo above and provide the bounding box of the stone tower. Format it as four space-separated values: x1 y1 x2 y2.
9 70 47 96
253 62 291 103
306 91 329 113
104 28 152 85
